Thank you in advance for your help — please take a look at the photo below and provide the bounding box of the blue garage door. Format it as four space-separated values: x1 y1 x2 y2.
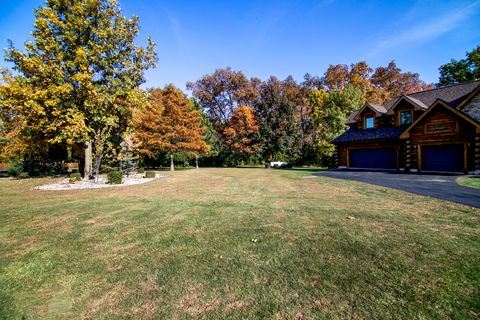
350 148 396 169
422 145 463 172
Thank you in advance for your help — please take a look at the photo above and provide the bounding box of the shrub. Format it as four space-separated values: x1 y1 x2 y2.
107 170 123 184
145 171 156 178
7 164 23 177
18 172 29 179
69 172 82 184
137 167 145 173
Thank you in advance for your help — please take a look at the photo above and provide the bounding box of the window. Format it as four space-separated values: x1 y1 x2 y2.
400 110 412 125
365 116 374 129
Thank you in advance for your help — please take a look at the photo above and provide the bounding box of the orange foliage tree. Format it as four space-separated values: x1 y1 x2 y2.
223 106 260 161
134 85 210 171
323 61 432 104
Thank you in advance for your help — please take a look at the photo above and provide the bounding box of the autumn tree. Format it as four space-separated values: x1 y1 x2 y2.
323 62 381 102
134 85 209 171
438 46 480 86
371 61 433 98
223 106 260 163
323 61 432 104
310 85 365 160
186 68 259 134
1 0 156 178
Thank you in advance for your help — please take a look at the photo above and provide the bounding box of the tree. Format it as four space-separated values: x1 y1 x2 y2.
256 76 301 162
438 46 480 86
117 129 139 175
186 68 259 133
371 61 433 98
134 85 209 171
191 98 218 167
310 85 365 159
223 106 260 162
323 61 432 104
1 0 157 178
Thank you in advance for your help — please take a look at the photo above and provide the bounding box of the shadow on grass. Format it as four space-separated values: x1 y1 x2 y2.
145 167 196 172
280 167 328 175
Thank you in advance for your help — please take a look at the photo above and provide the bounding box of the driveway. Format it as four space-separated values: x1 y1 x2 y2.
313 169 480 208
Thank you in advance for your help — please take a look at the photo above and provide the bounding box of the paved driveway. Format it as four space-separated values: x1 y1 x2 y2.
313 169 480 208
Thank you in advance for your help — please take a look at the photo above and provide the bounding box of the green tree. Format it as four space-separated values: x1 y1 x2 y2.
310 85 365 159
1 0 157 178
256 76 301 162
438 46 480 86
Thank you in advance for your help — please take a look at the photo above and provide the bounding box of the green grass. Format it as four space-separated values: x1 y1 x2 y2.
0 168 479 319
457 176 480 189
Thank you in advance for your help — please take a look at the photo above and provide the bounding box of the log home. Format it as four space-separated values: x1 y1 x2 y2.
333 80 480 174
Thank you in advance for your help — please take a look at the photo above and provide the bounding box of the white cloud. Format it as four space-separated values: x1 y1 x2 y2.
367 0 480 57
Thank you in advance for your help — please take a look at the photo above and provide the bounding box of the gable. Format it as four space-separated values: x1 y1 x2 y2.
386 96 427 115
400 100 480 139
353 103 386 120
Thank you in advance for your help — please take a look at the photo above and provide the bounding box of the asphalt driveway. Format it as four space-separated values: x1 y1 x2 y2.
314 169 480 208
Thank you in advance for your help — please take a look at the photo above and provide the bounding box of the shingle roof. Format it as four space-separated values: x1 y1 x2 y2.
368 103 387 114
332 126 405 144
347 110 359 124
347 103 387 124
404 96 428 110
347 80 480 124
409 80 480 107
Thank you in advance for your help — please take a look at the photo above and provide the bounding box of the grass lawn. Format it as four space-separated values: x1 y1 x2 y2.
458 176 480 189
1 168 479 319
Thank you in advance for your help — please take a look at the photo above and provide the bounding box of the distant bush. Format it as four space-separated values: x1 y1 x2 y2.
18 172 29 179
71 169 79 174
107 170 123 184
145 171 156 178
137 167 145 173
7 164 23 178
69 172 82 184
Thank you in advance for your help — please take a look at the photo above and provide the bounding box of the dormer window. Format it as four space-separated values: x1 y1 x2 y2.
400 110 412 125
365 116 374 129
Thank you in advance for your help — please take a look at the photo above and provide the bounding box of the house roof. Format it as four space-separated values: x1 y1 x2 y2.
347 79 480 124
346 110 359 124
351 102 388 123
368 103 387 114
332 126 405 144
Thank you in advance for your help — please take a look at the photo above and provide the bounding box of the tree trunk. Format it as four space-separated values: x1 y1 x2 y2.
170 154 175 171
84 141 93 180
195 155 199 169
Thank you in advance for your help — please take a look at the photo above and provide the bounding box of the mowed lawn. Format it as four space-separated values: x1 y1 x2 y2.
1 169 479 319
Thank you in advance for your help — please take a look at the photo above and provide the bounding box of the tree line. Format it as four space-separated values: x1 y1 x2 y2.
0 0 478 176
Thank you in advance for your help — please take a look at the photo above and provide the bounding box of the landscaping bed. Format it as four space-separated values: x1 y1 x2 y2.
34 173 165 190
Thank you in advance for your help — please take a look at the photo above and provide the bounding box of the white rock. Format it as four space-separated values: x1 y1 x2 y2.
34 173 166 191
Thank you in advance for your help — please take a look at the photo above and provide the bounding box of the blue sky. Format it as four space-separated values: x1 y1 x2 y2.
1 0 479 91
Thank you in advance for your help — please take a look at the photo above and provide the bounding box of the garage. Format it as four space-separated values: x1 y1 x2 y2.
349 148 397 170
422 144 464 172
